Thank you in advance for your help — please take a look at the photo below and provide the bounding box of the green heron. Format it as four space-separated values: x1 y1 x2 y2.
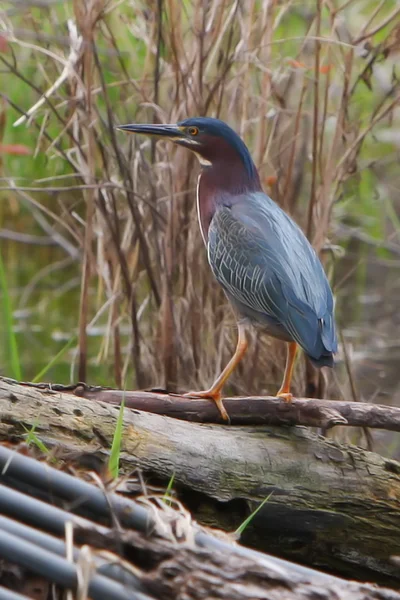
118 118 337 420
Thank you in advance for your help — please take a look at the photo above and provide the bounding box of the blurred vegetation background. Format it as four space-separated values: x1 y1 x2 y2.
0 0 399 456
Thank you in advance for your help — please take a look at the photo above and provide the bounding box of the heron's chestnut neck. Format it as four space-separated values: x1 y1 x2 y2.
197 135 261 194
195 138 262 243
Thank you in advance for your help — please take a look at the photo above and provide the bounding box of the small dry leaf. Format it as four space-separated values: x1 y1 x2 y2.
265 175 278 187
319 64 333 75
287 59 334 75
0 35 8 53
287 59 307 69
0 144 31 155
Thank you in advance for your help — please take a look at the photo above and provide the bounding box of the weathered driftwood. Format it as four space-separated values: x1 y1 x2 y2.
81 387 400 431
0 377 400 586
6 378 400 431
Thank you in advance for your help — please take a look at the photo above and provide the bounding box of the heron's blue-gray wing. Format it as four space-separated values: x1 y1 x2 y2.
207 193 337 360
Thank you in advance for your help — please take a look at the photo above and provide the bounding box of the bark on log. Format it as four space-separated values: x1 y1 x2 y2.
82 388 400 431
6 378 400 431
0 378 400 587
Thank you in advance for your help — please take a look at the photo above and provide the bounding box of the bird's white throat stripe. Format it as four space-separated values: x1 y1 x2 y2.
193 152 212 166
196 173 207 244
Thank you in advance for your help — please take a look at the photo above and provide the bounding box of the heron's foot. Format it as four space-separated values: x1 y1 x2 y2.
276 391 293 403
183 389 229 422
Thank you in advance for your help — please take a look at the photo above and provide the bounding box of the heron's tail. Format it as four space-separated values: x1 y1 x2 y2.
308 351 334 369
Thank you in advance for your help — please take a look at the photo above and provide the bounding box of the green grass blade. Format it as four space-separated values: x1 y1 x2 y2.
162 472 175 506
108 397 125 479
0 250 21 380
22 422 49 454
235 493 273 536
32 336 76 383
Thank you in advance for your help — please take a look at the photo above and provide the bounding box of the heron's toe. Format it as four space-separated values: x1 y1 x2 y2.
183 390 229 421
184 389 218 400
276 391 293 403
183 389 220 400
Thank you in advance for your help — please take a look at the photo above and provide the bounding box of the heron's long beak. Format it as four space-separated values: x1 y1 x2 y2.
116 123 183 139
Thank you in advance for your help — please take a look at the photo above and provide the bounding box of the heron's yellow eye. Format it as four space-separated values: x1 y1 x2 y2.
188 126 199 136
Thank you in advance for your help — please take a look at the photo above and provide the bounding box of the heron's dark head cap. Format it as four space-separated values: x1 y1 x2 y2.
117 117 257 178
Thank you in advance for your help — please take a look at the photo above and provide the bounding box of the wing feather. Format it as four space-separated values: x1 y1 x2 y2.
207 193 337 359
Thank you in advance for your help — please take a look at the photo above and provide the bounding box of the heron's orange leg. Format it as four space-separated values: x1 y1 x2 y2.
276 341 298 401
184 322 248 421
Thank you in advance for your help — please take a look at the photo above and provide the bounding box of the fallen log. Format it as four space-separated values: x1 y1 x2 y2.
81 387 400 431
0 377 399 586
5 377 400 431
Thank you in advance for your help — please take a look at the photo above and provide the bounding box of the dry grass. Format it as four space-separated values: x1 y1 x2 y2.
0 0 399 400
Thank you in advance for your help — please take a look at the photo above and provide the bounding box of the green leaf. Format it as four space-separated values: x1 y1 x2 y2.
162 472 175 506
32 336 76 383
108 397 125 479
22 422 49 454
235 493 273 536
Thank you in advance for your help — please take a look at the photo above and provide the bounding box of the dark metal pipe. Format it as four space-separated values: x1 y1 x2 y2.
0 516 143 591
0 528 151 600
0 446 150 531
0 445 341 584
0 514 82 554
0 586 31 600
0 483 106 536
